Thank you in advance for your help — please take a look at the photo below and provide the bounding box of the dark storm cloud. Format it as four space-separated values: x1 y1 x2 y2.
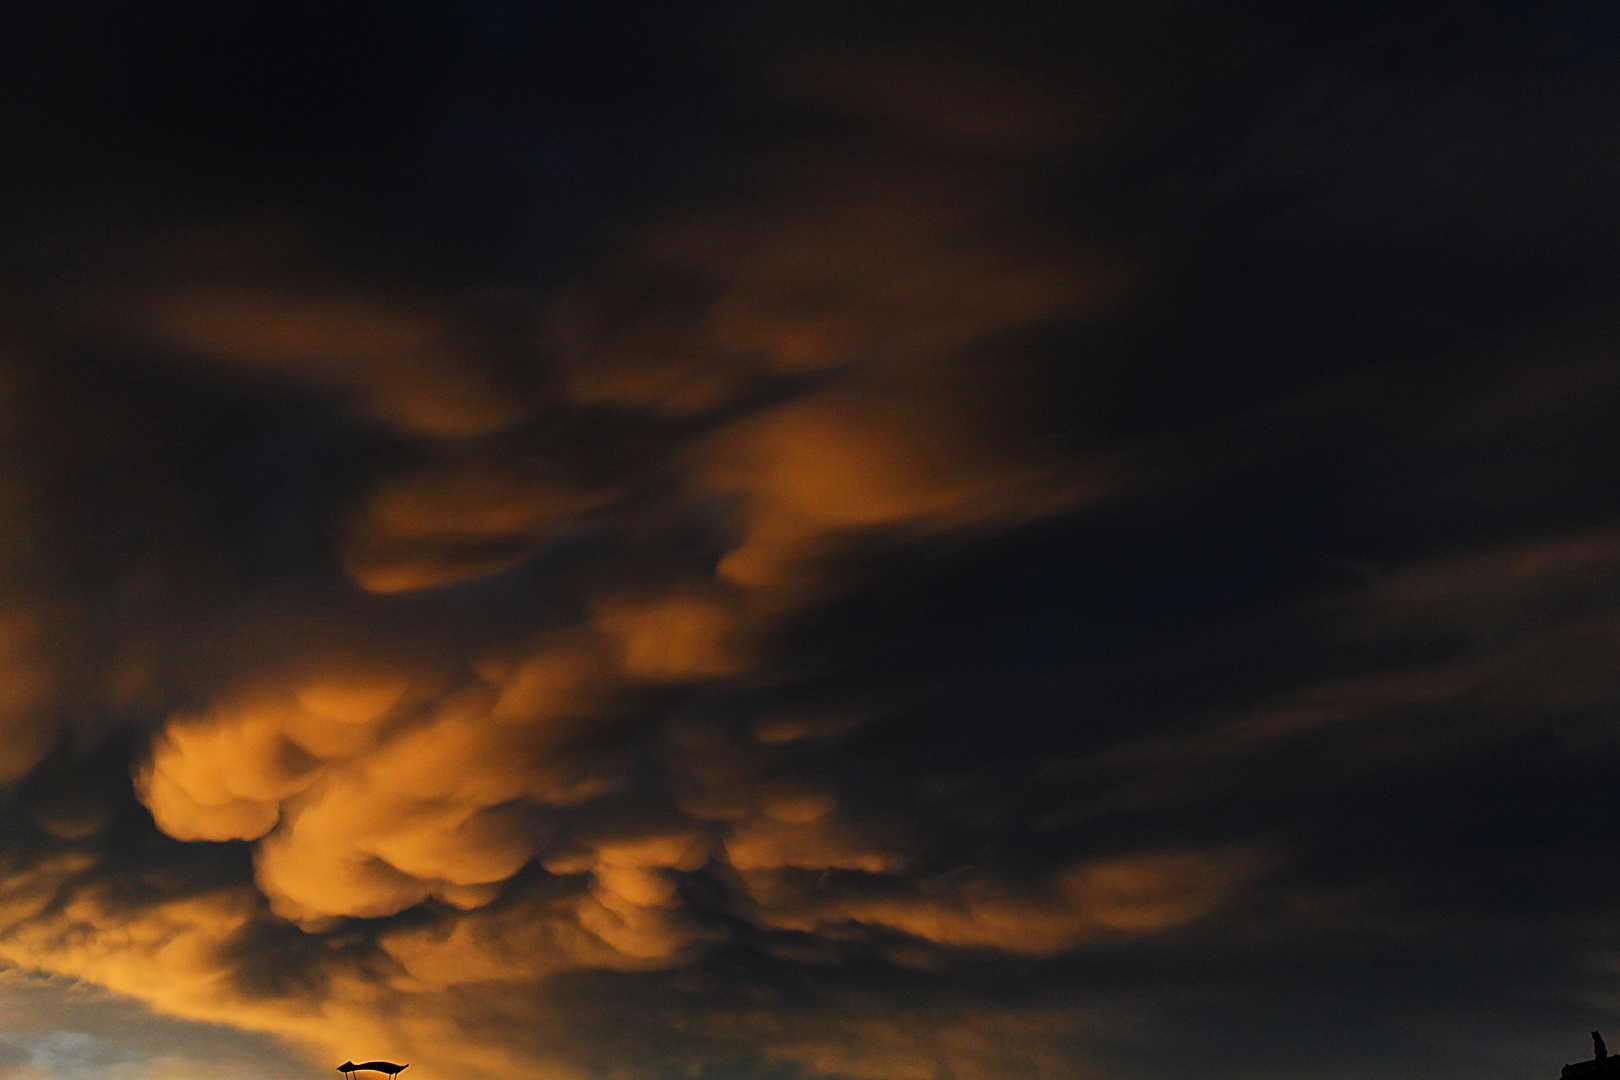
0 2 1612 1080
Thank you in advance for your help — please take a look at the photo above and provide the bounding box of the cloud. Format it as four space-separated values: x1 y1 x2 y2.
744 844 1270 954
0 970 310 1080
0 4 1610 1080
777 46 1089 154
144 283 540 437
0 374 70 788
592 591 748 681
88 50 1143 1076
702 376 1105 589
1035 529 1620 834
139 647 605 926
548 150 1110 413
342 448 624 594
697 1000 1107 1080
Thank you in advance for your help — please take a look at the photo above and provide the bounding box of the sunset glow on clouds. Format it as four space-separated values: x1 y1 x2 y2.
0 3 1612 1080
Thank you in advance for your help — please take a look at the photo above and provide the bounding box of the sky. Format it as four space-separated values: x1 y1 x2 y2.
0 1 1614 1079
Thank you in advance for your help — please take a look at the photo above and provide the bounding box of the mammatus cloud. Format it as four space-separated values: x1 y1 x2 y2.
0 42 1159 1080
0 33 1190 1077
0 4 1611 1080
89 151 1157 1077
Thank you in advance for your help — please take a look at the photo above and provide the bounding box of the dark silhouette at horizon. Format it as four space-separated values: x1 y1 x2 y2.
338 1062 408 1078
1562 1034 1620 1078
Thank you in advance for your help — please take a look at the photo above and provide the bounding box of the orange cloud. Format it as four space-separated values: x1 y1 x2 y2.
592 590 748 681
343 450 623 594
0 37 1167 1080
0 853 595 1080
135 646 609 926
704 379 1098 588
749 845 1268 954
148 285 537 437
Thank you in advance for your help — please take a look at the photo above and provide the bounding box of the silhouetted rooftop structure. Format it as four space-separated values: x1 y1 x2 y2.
1564 1033 1620 1079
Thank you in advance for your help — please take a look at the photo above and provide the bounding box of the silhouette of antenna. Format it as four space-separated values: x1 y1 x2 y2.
337 1061 409 1080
